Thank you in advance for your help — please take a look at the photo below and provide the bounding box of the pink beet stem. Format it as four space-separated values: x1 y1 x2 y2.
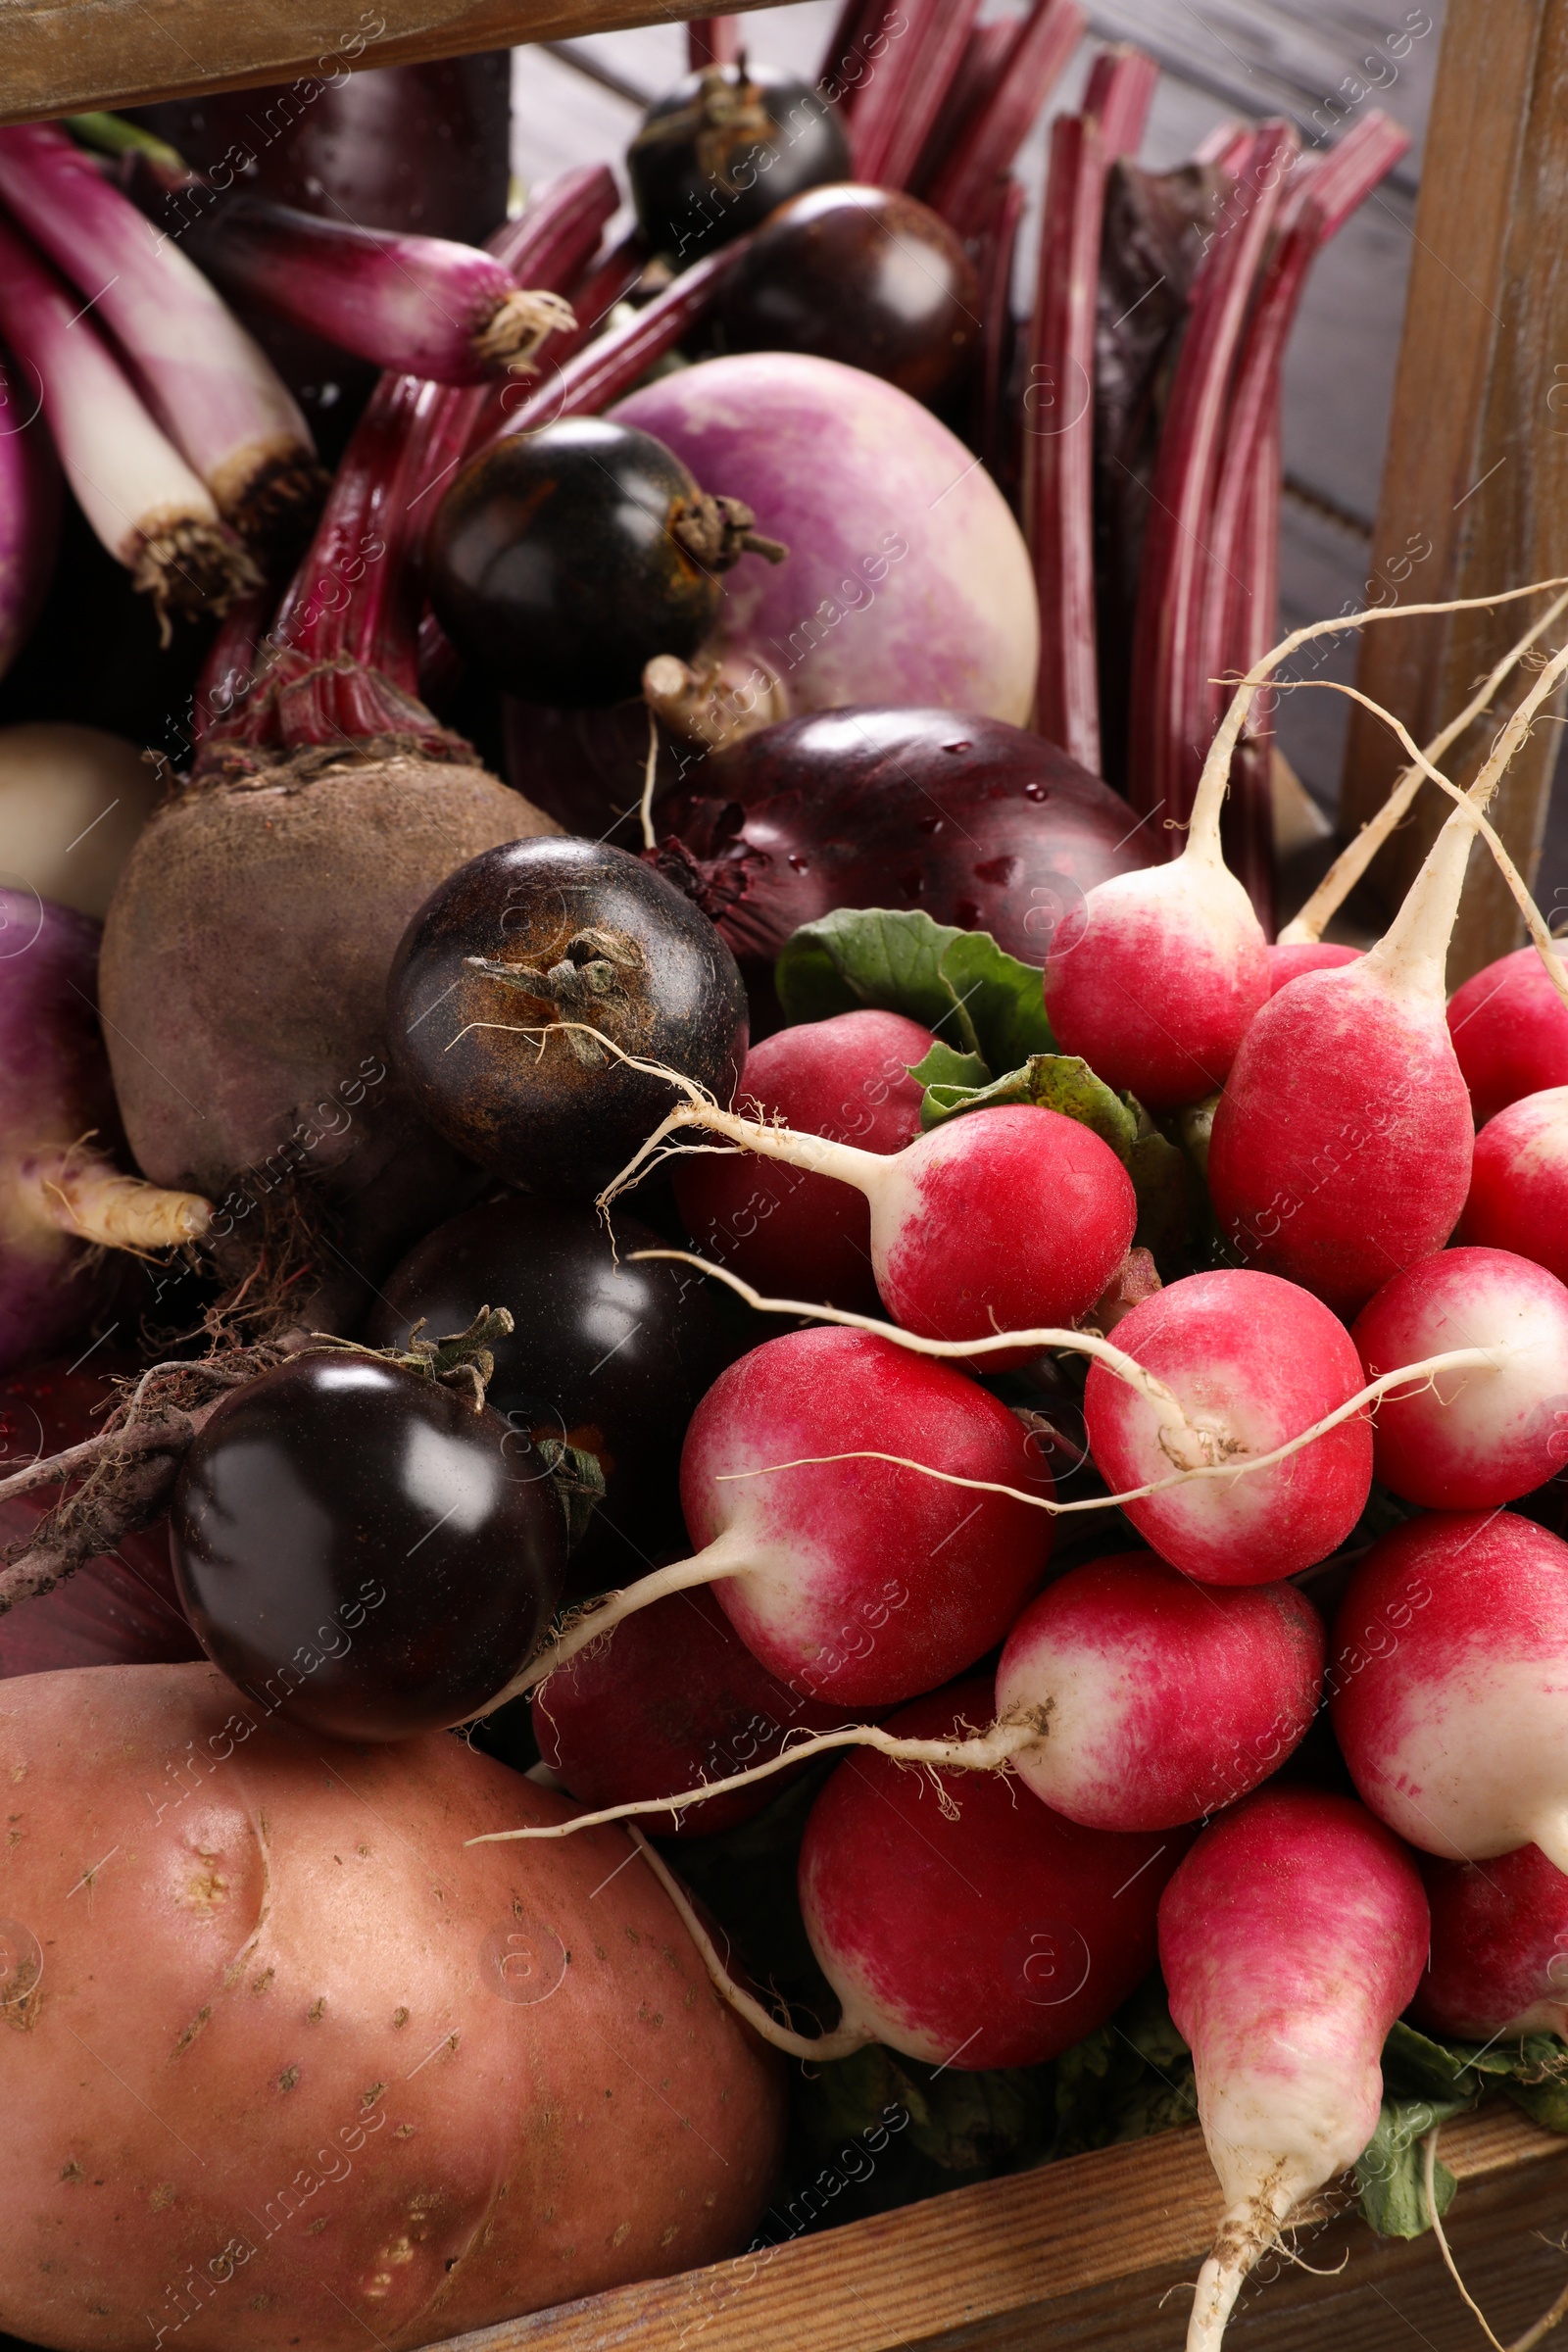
482 244 738 452
907 20 1015 202
848 0 982 192
1125 120 1297 832
818 0 889 114
928 0 1089 238
1026 47 1157 776
687 16 742 69
975 175 1027 493
1194 111 1411 916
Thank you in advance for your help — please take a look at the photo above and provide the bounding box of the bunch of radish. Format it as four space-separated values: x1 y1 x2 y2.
2 28 1567 2352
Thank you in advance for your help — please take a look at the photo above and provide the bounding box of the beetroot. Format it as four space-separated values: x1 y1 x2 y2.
97 360 557 1310
654 707 1153 980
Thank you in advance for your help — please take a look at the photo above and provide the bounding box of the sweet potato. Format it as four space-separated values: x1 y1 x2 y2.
0 1663 784 2351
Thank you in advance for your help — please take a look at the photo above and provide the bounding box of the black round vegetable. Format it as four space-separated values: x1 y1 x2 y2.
428 418 771 709
627 61 851 263
366 1197 739 1581
717 184 981 406
387 835 749 1197
171 1355 565 1741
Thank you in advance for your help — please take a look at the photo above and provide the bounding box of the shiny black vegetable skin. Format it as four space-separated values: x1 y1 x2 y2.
628 61 850 263
386 836 749 1198
428 419 723 709
171 1356 565 1740
717 184 980 406
367 1197 740 1580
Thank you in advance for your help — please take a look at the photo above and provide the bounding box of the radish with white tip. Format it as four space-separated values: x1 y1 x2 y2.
1350 1247 1568 1507
1413 1840 1568 2041
1160 1787 1428 2351
1331 1511 1568 1869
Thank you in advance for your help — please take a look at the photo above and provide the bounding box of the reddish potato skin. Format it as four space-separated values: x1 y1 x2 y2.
0 1664 784 2352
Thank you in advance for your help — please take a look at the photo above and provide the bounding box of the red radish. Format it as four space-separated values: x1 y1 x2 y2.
1459 1087 1568 1285
488 1325 1054 1710
1205 807 1478 1318
0 123 321 559
1446 945 1568 1127
1331 1511 1568 1868
1413 1841 1568 2040
670 1009 935 1312
0 891 211 1376
611 1093 1136 1356
1083 1270 1373 1585
1160 1788 1427 2351
794 1677 1185 2067
1350 1248 1568 1508
1040 664 1270 1111
180 195 577 384
1265 941 1359 993
633 1676 1187 2071
530 1588 861 1837
995 1554 1325 1829
0 212 257 633
496 1551 1322 1846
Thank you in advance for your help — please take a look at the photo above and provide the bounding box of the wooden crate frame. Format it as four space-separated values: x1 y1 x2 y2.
428 2105 1568 2352
3 0 1565 2343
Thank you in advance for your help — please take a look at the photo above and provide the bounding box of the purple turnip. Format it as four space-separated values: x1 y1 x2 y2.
0 893 210 1374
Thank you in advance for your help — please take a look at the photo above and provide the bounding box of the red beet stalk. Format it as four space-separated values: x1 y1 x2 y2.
926 0 1088 238
687 17 742 69
179 197 580 386
847 0 982 191
1025 46 1157 777
1124 120 1297 830
818 0 888 116
1197 112 1412 917
974 174 1027 497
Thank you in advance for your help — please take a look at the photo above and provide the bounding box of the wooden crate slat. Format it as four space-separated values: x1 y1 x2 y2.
1338 0 1568 979
426 2105 1568 2352
0 0 792 127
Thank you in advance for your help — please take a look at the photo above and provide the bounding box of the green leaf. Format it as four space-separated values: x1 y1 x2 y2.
1355 2093 1473 2238
774 908 1054 1072
921 1054 1137 1153
908 1041 990 1096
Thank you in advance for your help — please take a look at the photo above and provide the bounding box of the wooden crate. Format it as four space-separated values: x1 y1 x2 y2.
425 2105 1568 2352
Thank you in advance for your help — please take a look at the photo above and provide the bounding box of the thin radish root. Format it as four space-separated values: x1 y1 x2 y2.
1281 584 1568 947
1422 2127 1568 2352
468 1711 1049 1843
1282 668 1568 1014
630 1827 872 2061
710 1346 1506 1518
1188 2175 1310 2352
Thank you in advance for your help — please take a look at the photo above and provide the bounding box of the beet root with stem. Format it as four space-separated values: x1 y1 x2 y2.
98 744 559 1319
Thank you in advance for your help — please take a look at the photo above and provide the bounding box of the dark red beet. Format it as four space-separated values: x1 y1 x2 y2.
672 1009 935 1312
654 708 1152 979
0 1361 201 1676
532 1587 860 1836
